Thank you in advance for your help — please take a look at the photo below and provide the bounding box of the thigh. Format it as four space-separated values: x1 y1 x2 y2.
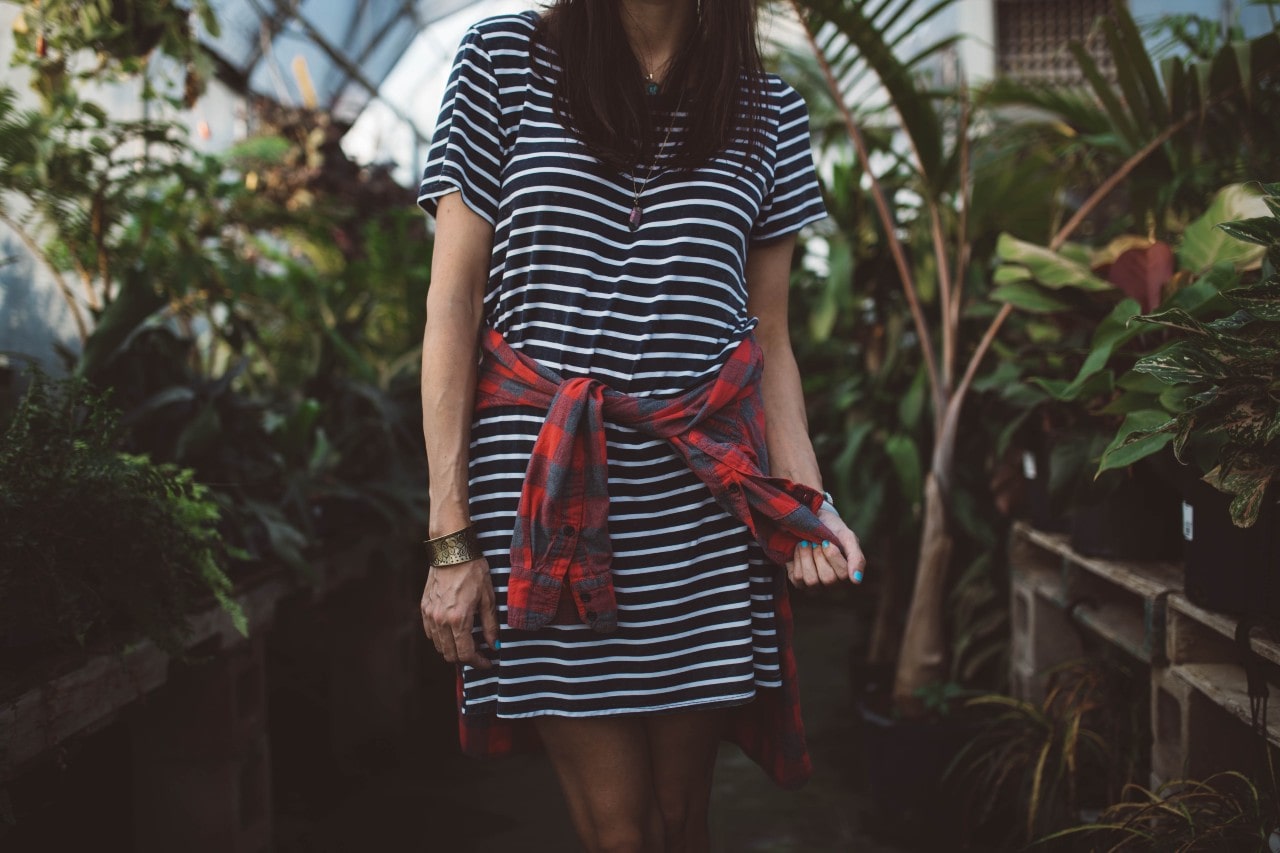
534 715 658 852
645 708 726 841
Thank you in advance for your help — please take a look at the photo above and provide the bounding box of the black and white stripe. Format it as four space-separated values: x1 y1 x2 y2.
419 11 824 719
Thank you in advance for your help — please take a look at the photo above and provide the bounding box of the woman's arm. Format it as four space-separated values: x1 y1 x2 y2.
746 235 866 588
419 192 500 667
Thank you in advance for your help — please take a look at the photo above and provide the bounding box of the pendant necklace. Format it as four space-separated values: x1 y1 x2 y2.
629 91 683 232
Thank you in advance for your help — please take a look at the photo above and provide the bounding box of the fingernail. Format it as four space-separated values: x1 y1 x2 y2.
853 570 864 583
822 540 831 548
800 540 810 548
494 640 502 649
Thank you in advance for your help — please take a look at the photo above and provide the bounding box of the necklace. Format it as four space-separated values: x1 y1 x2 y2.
629 93 683 231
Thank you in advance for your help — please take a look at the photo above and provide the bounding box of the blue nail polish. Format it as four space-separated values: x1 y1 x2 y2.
853 570 864 583
822 540 831 548
800 540 810 548
494 640 502 649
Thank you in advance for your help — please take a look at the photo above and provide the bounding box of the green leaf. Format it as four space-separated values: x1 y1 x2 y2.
995 233 1112 291
1217 216 1280 248
1178 184 1270 272
1098 411 1176 473
993 264 1033 284
1046 298 1143 401
990 282 1072 313
1135 340 1228 385
884 433 923 504
1206 463 1275 528
1227 280 1280 321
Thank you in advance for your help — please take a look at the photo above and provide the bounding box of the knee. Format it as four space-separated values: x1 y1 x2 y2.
656 797 707 849
585 826 648 853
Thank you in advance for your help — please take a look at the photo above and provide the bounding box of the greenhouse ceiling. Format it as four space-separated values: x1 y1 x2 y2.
203 0 492 127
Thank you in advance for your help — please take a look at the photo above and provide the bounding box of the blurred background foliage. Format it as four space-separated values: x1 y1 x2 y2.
0 0 430 652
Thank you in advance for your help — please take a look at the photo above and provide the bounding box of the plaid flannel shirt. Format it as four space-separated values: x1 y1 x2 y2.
456 327 834 788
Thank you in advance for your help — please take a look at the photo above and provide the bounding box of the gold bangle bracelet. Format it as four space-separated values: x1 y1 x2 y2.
425 526 482 567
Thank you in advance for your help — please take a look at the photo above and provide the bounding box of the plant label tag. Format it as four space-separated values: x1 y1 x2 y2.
1022 451 1037 480
1182 501 1194 541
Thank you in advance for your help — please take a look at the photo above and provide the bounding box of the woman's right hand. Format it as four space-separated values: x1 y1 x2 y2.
420 557 500 669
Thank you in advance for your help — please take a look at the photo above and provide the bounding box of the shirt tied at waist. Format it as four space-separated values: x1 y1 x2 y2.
475 326 837 633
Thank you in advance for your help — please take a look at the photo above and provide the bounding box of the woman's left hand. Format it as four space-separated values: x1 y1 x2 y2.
786 507 866 589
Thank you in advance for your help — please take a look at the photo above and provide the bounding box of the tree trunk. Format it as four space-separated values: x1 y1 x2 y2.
891 471 954 712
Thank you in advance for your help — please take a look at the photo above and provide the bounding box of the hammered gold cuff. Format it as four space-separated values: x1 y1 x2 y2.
425 526 482 567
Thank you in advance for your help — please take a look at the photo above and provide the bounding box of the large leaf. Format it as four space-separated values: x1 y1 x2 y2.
1038 298 1143 402
990 282 1071 313
1227 279 1280 322
996 233 1113 292
1097 411 1176 473
1178 184 1270 272
1102 241 1174 313
1135 340 1230 385
801 0 954 187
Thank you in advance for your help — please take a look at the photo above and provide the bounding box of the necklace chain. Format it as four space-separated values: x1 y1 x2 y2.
629 94 683 232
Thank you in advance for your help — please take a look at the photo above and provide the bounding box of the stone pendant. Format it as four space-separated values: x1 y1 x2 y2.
629 205 643 231
646 81 660 96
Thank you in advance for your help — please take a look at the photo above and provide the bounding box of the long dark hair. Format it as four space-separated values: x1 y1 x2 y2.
534 0 767 172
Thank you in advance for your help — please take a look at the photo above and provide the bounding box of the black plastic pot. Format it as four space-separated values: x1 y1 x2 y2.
1069 462 1182 561
1021 447 1069 534
1182 477 1280 618
857 699 982 813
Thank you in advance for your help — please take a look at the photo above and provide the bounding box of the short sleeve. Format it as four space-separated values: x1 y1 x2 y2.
751 83 827 244
417 27 505 225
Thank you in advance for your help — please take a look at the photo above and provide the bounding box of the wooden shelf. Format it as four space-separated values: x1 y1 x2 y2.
0 539 380 783
1009 522 1181 665
1171 662 1280 747
1167 593 1280 669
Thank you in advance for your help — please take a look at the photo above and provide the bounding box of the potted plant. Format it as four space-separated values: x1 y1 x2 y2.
1099 183 1280 616
1037 771 1277 851
948 657 1144 849
991 183 1271 560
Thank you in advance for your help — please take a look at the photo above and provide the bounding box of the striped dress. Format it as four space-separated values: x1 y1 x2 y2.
418 11 827 722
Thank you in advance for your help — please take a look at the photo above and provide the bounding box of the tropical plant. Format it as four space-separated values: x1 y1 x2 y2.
1036 771 1276 852
0 370 245 654
949 658 1146 850
1099 183 1280 527
788 0 1265 709
2 3 431 577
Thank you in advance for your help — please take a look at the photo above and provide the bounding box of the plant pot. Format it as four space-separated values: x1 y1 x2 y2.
856 698 983 814
1182 477 1280 618
1069 462 1182 561
1021 446 1069 534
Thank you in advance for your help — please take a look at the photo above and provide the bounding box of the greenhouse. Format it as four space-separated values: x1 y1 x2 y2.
2 0 1280 850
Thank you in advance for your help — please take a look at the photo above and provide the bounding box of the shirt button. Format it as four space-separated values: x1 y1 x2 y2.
562 524 576 536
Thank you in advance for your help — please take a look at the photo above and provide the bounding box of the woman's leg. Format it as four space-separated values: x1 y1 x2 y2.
644 708 725 853
535 715 659 853
536 709 725 853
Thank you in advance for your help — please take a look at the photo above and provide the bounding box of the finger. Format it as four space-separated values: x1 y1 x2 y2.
840 530 867 584
814 539 846 584
479 584 500 650
797 542 821 588
436 622 461 664
453 623 492 670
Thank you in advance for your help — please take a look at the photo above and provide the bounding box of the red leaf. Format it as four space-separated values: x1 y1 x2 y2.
1105 242 1174 313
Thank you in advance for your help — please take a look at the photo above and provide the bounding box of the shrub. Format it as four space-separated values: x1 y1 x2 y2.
0 371 245 654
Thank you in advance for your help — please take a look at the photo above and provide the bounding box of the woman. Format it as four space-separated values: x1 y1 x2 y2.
417 0 866 849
